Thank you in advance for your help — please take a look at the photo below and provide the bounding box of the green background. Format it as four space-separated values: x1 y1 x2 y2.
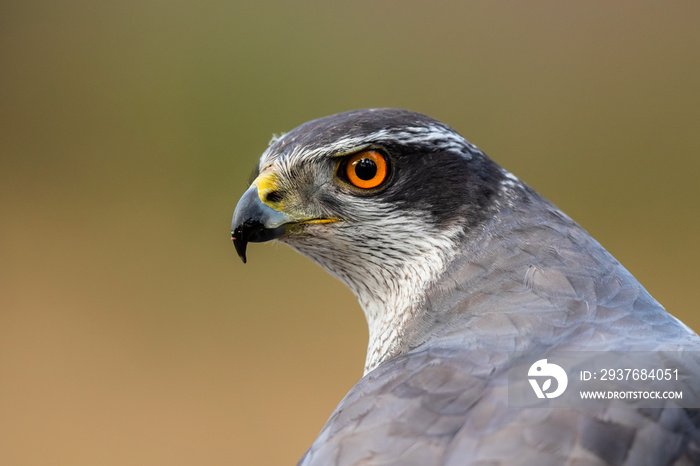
1 2 699 464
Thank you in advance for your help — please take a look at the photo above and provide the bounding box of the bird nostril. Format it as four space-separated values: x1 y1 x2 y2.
265 190 283 203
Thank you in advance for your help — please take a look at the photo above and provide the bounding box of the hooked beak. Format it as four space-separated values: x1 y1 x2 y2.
232 170 340 263
230 185 291 263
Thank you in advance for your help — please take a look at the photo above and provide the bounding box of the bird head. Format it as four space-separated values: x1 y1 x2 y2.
231 109 508 368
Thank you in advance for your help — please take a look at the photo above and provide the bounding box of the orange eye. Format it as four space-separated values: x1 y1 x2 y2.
345 151 388 189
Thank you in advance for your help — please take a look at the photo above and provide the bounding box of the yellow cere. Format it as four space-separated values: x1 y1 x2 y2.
252 171 283 209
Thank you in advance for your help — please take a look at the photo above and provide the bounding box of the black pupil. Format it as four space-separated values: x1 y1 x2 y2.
355 158 377 180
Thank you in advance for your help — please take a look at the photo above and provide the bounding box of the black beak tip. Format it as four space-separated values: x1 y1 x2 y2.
231 231 248 264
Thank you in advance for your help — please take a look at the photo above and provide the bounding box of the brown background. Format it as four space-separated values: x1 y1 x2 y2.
1 2 699 464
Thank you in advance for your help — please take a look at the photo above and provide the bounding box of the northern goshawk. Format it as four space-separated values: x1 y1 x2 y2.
231 109 700 465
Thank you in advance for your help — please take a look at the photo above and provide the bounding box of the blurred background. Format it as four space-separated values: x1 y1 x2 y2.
1 1 699 464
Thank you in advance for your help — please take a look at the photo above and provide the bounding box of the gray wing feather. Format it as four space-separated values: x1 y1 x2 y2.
299 197 700 466
300 350 700 465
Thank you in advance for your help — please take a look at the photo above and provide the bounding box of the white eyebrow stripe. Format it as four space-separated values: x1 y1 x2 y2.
259 124 480 170
316 126 475 159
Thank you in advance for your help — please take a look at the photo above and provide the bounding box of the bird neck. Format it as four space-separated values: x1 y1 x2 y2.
358 236 460 374
358 250 449 374
360 183 622 374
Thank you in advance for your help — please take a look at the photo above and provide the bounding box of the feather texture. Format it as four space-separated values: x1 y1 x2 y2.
231 109 700 465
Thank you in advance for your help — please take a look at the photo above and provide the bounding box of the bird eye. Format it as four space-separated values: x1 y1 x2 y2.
345 151 388 189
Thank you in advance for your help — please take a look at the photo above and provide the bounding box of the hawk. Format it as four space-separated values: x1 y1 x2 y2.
231 109 700 465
